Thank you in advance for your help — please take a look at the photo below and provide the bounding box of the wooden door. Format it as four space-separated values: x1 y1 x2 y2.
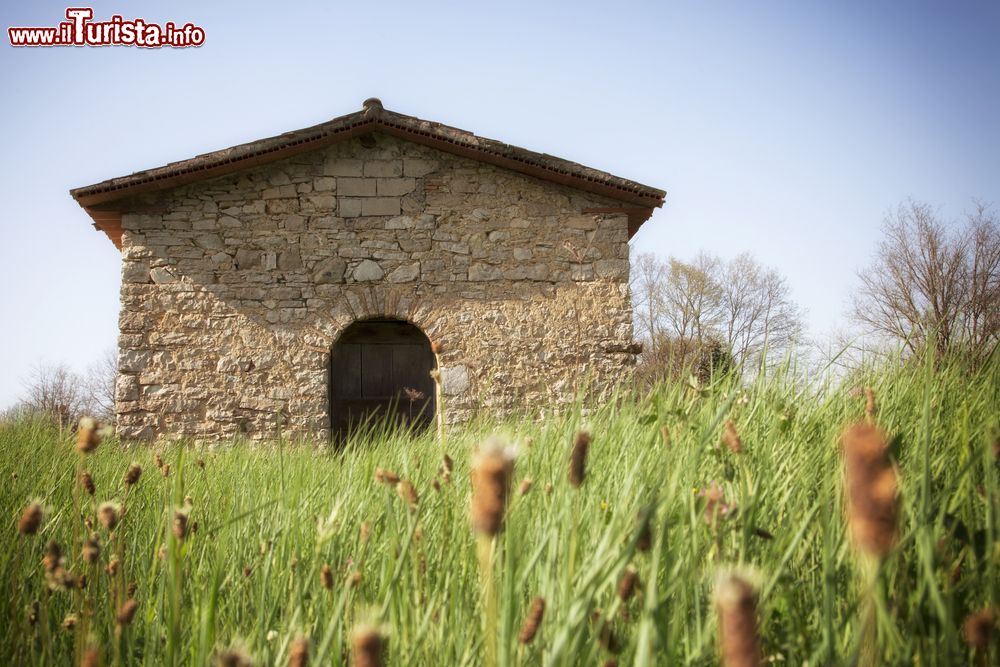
329 319 436 438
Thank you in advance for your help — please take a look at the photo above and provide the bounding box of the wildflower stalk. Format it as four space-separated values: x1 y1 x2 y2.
477 533 498 667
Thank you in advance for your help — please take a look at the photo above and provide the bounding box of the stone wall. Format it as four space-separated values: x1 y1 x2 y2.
114 133 636 441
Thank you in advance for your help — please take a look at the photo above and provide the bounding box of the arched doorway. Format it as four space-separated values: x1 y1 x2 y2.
329 318 436 438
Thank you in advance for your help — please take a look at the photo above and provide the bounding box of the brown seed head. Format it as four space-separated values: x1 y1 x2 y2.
154 453 163 469
722 421 743 454
618 566 639 602
841 423 898 558
106 557 120 577
62 614 77 631
715 574 761 667
127 581 137 597
470 440 515 536
82 534 101 564
197 457 206 469
660 425 671 448
441 453 454 475
125 464 142 487
216 648 254 667
161 464 171 478
518 478 533 496
81 472 96 496
397 480 419 509
320 564 334 590
431 340 443 354
351 625 386 667
98 502 120 531
568 431 591 487
518 596 546 645
81 647 99 667
27 600 40 625
863 387 876 422
173 511 189 541
243 566 253 578
76 417 101 454
288 636 309 667
359 521 371 545
963 608 995 650
349 569 362 588
116 598 139 626
18 502 43 535
374 468 400 486
43 540 62 572
699 481 733 525
635 513 652 552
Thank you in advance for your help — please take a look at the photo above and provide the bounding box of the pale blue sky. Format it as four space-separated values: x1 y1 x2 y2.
1 0 998 407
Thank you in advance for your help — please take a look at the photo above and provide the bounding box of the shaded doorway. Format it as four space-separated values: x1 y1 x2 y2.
329 318 436 439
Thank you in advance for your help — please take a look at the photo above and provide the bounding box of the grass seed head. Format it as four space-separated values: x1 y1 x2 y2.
431 340 443 354
841 423 898 558
359 521 371 545
62 614 77 631
106 557 119 577
76 417 101 454
125 464 142 487
635 513 652 552
320 564 334 590
351 625 387 667
397 480 419 509
81 647 99 667
82 534 101 564
374 468 400 486
660 425 671 448
349 569 362 587
116 598 139 626
963 608 995 650
80 471 96 496
98 502 120 531
161 464 171 478
43 540 62 572
722 420 743 454
518 478 533 496
470 438 516 536
864 387 876 422
217 647 254 667
715 573 761 667
618 566 639 602
127 581 137 597
18 501 43 535
173 510 189 541
518 596 546 645
568 431 591 487
154 453 163 469
288 636 309 667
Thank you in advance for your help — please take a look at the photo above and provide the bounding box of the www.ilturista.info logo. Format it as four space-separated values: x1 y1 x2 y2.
8 7 205 48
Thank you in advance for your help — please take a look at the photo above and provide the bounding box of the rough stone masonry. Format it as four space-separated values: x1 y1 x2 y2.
70 99 666 441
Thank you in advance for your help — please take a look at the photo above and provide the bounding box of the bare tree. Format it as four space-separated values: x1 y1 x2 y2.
631 252 669 345
631 250 803 381
852 201 1000 359
720 253 803 366
84 348 118 423
19 363 89 428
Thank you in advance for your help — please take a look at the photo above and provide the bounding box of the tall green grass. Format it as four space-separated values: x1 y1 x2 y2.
1 351 997 665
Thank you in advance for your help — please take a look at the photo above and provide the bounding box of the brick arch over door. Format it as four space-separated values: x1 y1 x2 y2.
328 317 436 439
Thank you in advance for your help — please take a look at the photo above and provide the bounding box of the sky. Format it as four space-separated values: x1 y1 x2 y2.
0 0 998 408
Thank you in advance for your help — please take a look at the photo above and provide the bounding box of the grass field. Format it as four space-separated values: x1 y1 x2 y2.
2 352 998 666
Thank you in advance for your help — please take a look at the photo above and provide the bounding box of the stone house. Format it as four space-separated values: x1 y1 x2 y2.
70 99 665 441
